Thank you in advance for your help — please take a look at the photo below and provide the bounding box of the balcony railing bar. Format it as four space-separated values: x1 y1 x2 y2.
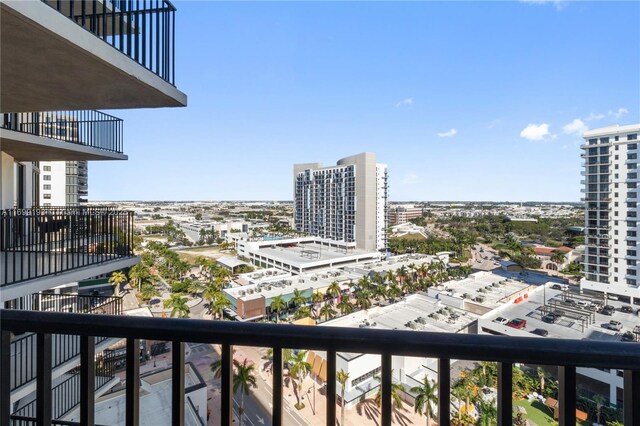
1 208 133 287
1 111 123 154
42 0 177 85
1 311 639 426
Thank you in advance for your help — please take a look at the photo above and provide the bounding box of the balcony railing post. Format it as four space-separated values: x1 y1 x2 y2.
438 358 451 426
221 344 234 426
558 366 576 426
172 341 185 426
272 347 283 426
497 362 512 426
80 335 96 426
623 369 639 425
380 352 392 426
325 349 336 426
36 333 52 426
126 338 140 426
1 330 11 426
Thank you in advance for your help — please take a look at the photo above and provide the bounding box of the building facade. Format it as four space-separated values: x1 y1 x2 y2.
293 152 388 251
39 160 88 206
580 124 640 303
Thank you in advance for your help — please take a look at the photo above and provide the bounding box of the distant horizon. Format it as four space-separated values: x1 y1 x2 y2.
88 199 584 204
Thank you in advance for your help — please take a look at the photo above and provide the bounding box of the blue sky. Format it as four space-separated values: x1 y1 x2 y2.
92 0 640 202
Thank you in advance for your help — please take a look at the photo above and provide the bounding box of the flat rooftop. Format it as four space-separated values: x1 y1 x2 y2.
324 293 479 334
438 271 532 309
482 286 640 342
253 242 378 268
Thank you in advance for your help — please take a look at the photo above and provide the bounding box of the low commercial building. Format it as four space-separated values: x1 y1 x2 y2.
236 236 382 275
479 284 640 405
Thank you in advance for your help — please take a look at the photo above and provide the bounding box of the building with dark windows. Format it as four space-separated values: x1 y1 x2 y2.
580 124 640 303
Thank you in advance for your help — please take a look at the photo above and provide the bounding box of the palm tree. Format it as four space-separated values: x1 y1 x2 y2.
337 369 350 426
551 250 566 266
355 290 371 310
234 359 257 426
290 289 307 310
452 386 464 424
326 281 341 304
311 292 324 318
163 294 190 318
319 304 337 321
537 366 546 395
411 376 437 426
337 298 354 315
212 293 231 319
293 306 312 320
270 295 287 323
373 371 404 411
128 263 151 292
289 350 311 409
593 394 606 425
108 271 127 296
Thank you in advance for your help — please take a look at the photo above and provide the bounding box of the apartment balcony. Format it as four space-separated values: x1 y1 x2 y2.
1 110 126 161
0 0 186 112
0 207 138 303
1 310 639 426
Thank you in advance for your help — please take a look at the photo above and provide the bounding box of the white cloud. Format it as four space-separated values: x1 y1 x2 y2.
520 123 550 141
585 112 605 121
437 128 457 138
401 173 422 185
562 118 588 135
519 0 566 10
395 98 413 108
609 108 629 120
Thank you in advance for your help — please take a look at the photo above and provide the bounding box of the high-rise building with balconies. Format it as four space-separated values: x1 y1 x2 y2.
0 0 187 423
580 124 640 304
293 152 388 251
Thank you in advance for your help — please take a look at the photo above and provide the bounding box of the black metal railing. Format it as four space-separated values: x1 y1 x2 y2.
0 208 134 286
11 353 115 423
42 0 176 85
9 333 112 392
1 310 639 426
1 110 123 154
29 293 123 316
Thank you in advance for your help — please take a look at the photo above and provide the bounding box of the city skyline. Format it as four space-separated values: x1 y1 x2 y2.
89 1 639 202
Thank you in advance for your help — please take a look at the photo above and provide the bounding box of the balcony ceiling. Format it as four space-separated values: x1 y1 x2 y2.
0 1 187 113
1 129 127 161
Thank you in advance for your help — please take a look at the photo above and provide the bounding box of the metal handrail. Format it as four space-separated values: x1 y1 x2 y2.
2 310 639 426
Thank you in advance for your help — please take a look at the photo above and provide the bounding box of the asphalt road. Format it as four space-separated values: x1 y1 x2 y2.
186 343 307 426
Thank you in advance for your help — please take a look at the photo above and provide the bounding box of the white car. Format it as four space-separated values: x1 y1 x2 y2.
607 321 623 331
493 316 509 325
576 300 589 308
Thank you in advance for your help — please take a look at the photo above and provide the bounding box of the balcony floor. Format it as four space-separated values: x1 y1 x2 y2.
0 1 186 112
0 252 139 302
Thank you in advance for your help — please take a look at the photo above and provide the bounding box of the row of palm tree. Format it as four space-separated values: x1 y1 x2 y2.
265 260 472 324
210 355 257 426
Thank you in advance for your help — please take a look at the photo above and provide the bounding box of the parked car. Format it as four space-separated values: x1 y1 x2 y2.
607 320 623 331
606 294 619 301
507 318 527 329
576 300 589 308
530 328 549 337
621 305 634 313
551 284 566 290
621 331 636 342
600 305 615 316
494 316 509 325
562 299 576 306
542 313 558 324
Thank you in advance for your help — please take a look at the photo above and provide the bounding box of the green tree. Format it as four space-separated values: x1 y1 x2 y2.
326 281 341 304
108 271 127 296
289 351 312 409
211 293 231 319
411 376 437 426
355 290 372 310
593 394 606 425
270 295 287 323
290 289 307 310
550 249 567 266
337 298 354 315
476 400 497 426
373 372 404 411
537 367 546 395
319 303 337 321
163 294 190 318
293 306 312 320
234 359 257 426
311 292 324 318
337 369 350 426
